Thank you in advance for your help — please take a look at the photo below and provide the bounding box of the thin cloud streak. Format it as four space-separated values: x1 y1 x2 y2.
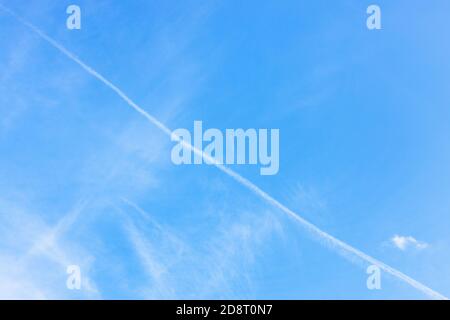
124 220 176 298
1 4 446 300
113 200 185 298
121 198 186 255
0 198 99 298
118 198 280 299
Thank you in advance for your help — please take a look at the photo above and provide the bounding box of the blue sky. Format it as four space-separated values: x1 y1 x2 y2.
1 0 450 299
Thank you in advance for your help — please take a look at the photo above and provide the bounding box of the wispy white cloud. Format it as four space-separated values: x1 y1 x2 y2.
285 183 328 223
391 235 429 251
113 198 187 299
0 198 99 299
124 221 176 298
78 120 166 199
197 210 282 298
0 32 35 133
118 198 282 299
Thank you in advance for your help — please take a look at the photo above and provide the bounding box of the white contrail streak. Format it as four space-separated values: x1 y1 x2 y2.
1 4 446 300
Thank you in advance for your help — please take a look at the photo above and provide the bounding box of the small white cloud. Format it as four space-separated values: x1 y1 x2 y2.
391 235 429 251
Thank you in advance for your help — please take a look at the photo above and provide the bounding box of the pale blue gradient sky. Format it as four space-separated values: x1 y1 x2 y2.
0 0 450 299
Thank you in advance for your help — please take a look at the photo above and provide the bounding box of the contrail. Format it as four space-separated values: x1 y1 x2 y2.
1 4 446 300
